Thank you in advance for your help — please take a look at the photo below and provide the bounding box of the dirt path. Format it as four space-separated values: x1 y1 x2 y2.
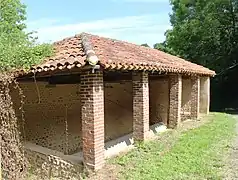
223 115 238 180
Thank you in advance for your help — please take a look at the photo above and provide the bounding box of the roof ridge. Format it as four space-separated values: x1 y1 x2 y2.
80 32 99 66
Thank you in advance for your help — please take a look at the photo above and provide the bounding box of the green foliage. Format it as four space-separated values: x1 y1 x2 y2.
154 41 176 55
116 113 236 180
140 41 176 55
0 1 53 179
0 0 53 73
166 0 238 73
141 43 150 47
159 0 238 110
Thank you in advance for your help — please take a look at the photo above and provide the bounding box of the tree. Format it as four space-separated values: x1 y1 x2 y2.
154 41 176 55
166 0 238 72
0 0 53 179
0 0 53 72
164 0 238 110
141 43 150 47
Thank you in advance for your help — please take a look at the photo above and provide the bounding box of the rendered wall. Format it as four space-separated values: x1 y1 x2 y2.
200 77 210 114
149 77 169 125
104 81 133 141
181 77 192 120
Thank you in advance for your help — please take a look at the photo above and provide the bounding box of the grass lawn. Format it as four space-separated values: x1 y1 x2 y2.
113 113 236 180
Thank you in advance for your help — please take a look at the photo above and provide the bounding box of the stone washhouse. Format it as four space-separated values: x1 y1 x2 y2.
11 33 215 177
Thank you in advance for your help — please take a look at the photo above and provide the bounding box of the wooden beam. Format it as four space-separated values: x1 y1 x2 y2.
18 74 81 84
104 72 132 82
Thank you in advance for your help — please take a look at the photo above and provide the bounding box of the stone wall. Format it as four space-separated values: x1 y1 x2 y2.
149 77 169 125
11 80 134 155
25 146 83 180
11 82 82 154
11 75 184 155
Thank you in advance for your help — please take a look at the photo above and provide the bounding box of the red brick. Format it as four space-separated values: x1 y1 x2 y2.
168 75 182 128
191 76 200 119
132 72 149 141
81 70 105 171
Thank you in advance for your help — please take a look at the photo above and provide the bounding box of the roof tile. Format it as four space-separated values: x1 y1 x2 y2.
30 33 215 76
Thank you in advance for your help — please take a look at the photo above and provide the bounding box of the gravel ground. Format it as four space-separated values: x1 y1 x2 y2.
223 115 238 180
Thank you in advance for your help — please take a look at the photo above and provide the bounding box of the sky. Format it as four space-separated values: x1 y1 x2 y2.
22 0 172 47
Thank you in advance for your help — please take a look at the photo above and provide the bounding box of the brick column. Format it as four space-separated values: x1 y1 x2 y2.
169 74 182 128
81 70 104 170
132 71 149 141
191 76 200 119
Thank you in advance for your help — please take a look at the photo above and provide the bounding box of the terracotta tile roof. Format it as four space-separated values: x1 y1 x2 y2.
30 36 86 73
30 33 215 76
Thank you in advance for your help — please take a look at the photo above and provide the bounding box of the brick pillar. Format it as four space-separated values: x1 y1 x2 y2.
169 74 182 128
81 70 104 170
191 76 200 119
132 71 149 141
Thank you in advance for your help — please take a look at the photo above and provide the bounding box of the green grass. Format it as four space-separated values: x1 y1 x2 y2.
114 113 236 180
